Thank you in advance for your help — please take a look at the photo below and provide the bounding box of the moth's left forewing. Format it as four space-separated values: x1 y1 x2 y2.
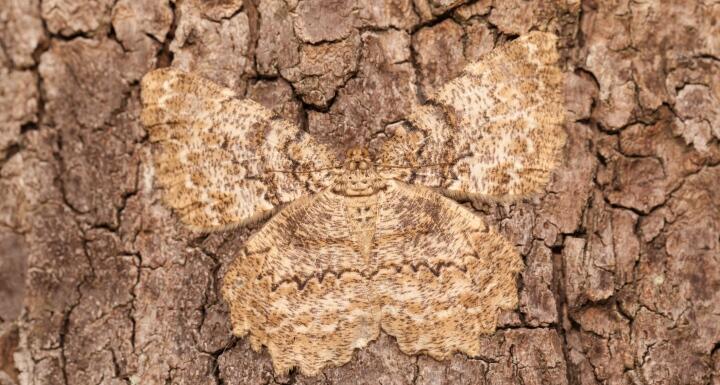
381 31 567 200
437 32 567 198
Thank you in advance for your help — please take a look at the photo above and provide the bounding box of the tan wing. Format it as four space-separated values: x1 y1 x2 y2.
222 181 522 375
381 31 566 199
141 68 337 231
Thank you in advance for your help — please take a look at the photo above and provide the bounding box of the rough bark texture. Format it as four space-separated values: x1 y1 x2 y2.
1 0 719 384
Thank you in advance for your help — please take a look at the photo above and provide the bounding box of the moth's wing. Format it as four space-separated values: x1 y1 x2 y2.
141 68 337 231
222 191 380 376
373 182 523 358
381 31 566 199
222 182 523 375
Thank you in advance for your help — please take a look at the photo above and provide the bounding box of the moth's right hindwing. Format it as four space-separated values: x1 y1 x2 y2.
141 68 336 231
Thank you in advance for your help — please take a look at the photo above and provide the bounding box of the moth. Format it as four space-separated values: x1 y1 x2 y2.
140 31 565 375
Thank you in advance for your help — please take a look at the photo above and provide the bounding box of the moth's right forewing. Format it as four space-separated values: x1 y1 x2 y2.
140 68 337 231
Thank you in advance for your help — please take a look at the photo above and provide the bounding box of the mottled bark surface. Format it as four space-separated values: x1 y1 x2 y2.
1 0 719 384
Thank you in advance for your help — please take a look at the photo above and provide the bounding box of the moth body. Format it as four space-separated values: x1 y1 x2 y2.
140 31 566 376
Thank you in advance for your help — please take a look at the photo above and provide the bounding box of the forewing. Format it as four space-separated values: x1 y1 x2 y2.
141 68 337 231
381 31 566 199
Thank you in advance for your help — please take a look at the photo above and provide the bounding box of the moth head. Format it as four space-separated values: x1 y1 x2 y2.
333 147 384 196
344 147 371 170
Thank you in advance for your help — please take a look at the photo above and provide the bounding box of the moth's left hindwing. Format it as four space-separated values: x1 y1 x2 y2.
141 68 337 231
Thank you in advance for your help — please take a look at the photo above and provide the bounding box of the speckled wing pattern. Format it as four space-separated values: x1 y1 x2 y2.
143 31 565 377
222 181 521 375
141 68 337 231
381 31 566 199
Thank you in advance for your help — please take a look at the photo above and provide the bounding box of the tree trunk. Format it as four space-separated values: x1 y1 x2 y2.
1 0 719 384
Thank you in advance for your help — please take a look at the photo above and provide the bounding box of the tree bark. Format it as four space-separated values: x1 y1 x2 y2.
1 0 719 384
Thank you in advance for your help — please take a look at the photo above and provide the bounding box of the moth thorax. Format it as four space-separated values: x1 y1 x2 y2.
344 194 379 262
333 147 385 196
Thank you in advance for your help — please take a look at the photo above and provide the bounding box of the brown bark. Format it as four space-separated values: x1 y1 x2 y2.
1 0 719 384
